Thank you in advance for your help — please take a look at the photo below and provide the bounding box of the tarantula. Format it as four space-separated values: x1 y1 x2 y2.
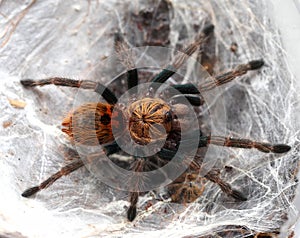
21 24 291 221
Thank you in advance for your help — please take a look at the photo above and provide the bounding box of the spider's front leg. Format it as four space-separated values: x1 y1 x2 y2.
150 23 214 85
159 59 264 107
199 59 264 91
204 169 247 201
201 135 291 153
185 162 247 202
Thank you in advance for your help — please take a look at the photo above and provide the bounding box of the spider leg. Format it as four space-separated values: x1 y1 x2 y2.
172 83 200 94
127 158 145 221
171 94 204 106
21 142 120 197
114 32 138 91
104 141 122 156
21 159 84 197
157 148 177 160
199 135 291 153
204 169 247 201
20 78 118 104
168 83 204 106
127 191 139 221
150 24 214 85
199 59 264 91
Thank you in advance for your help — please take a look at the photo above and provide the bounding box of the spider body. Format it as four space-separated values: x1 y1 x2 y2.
62 97 174 146
20 23 291 222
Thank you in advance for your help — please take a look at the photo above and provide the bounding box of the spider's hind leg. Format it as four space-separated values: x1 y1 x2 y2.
114 32 138 91
21 159 84 197
21 78 118 104
22 143 121 198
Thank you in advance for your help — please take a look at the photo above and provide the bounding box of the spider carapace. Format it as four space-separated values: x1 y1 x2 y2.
21 24 291 222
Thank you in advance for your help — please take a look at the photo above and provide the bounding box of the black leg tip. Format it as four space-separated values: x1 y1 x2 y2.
127 206 137 222
231 189 247 201
248 59 264 70
202 24 214 36
21 186 40 197
272 144 291 153
20 79 35 87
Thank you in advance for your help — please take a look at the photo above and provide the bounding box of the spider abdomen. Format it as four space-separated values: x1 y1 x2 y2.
62 103 124 145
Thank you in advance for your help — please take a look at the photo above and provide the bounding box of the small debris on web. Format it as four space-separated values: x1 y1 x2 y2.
8 98 26 108
2 120 13 128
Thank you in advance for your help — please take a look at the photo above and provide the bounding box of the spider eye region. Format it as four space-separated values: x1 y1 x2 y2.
128 98 172 145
